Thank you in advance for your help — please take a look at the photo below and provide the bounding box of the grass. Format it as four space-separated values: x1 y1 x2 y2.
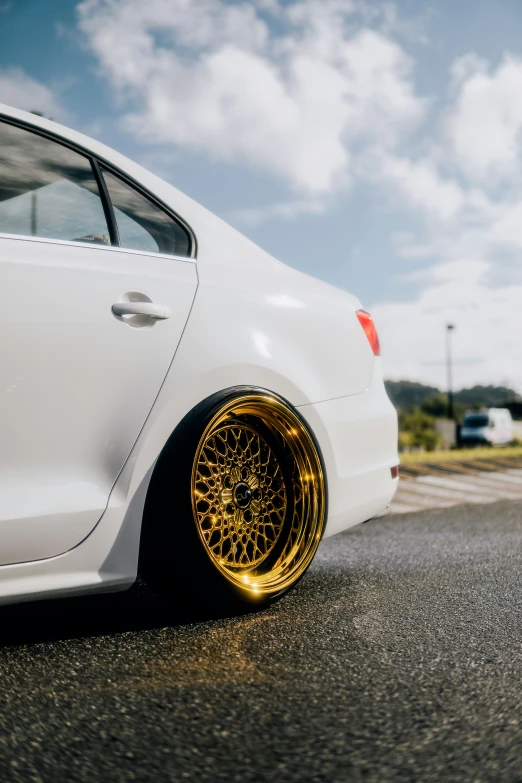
400 445 522 464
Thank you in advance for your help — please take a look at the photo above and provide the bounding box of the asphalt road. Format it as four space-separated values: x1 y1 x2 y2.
0 501 520 783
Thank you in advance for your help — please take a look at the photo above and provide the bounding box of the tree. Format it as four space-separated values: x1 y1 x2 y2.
385 380 440 411
421 393 448 417
398 408 440 451
386 380 521 417
421 394 465 421
454 385 521 407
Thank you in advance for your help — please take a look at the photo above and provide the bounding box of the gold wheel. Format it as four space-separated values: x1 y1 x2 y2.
192 394 325 597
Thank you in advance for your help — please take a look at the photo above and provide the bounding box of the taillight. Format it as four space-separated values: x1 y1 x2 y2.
356 310 381 356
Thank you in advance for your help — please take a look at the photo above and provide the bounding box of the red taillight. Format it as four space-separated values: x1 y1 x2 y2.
356 309 381 356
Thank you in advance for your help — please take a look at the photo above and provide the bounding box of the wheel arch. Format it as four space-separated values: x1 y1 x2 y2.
137 384 329 577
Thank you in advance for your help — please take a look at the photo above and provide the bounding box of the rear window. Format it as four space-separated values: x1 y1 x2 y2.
101 167 190 257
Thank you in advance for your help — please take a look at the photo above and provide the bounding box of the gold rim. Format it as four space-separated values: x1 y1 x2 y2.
192 394 325 597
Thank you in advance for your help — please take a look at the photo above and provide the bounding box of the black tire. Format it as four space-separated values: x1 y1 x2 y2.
138 387 327 617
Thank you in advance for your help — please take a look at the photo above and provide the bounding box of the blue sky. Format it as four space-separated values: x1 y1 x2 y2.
2 0 522 390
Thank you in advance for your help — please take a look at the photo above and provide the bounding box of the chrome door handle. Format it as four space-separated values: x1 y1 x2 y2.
112 302 171 320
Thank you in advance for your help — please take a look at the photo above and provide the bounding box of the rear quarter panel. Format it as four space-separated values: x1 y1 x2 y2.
115 220 378 508
181 212 375 406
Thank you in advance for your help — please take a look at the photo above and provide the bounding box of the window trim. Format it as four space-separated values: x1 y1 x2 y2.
91 157 120 247
0 231 196 263
99 163 191 259
0 112 198 259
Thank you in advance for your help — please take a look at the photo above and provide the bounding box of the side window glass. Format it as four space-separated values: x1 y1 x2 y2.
0 121 110 245
101 168 190 257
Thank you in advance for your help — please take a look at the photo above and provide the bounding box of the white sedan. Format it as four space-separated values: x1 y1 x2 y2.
0 104 398 614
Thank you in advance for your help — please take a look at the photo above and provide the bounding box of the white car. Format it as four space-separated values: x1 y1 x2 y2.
0 104 398 614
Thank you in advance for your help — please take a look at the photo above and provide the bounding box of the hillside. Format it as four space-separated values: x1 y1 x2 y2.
385 380 521 413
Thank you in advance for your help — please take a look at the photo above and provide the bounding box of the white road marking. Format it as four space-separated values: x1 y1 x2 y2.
391 468 522 514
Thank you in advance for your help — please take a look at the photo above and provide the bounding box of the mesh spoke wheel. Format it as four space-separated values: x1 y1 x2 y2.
191 394 326 597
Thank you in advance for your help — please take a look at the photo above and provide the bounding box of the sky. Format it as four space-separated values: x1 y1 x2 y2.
2 0 522 391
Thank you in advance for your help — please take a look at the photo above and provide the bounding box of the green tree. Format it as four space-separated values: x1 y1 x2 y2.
399 408 440 451
385 380 440 411
421 393 448 417
385 380 521 421
454 385 521 407
421 394 465 421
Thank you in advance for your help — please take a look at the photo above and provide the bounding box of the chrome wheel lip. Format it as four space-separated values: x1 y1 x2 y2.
191 393 326 597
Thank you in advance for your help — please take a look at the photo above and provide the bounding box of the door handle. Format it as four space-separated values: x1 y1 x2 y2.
112 302 171 320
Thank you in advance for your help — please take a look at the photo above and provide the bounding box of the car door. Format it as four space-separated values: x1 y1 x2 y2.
0 119 197 565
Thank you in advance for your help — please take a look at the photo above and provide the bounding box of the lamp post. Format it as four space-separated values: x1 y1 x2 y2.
446 323 455 420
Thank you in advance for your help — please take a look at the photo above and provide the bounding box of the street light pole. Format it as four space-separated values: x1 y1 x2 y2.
446 323 455 420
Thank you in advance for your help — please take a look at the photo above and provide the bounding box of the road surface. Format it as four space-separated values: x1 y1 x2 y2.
393 461 522 514
0 500 520 782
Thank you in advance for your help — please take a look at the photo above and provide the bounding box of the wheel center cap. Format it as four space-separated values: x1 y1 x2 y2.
234 482 253 509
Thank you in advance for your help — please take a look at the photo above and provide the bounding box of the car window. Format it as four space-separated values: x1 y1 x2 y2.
463 414 489 427
0 121 110 245
101 167 190 257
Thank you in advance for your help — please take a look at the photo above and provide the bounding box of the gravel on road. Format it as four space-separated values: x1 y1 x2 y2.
0 500 520 783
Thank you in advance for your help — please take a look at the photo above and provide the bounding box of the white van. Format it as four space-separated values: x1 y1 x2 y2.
460 408 513 446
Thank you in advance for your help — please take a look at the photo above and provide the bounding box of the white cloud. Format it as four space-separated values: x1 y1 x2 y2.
446 54 522 184
430 258 489 284
77 0 426 193
0 68 66 120
75 1 522 390
374 264 522 391
230 198 326 226
487 201 522 250
360 47 522 393
362 152 465 222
